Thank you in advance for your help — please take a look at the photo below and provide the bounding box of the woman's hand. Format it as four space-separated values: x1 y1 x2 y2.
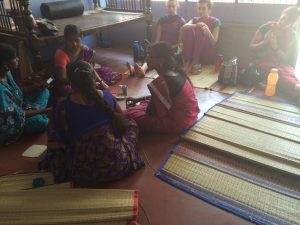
125 96 151 108
81 45 89 51
25 107 52 117
22 82 47 95
126 62 146 77
96 80 109 90
269 33 278 50
263 30 272 45
32 82 48 92
197 22 210 36
264 31 278 50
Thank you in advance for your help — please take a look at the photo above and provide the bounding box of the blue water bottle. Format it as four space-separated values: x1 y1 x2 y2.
133 41 140 62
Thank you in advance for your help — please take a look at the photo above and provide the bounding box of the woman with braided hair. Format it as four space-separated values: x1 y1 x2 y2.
125 42 200 133
40 60 144 186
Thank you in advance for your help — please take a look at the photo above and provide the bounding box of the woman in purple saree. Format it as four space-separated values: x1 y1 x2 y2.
40 61 144 186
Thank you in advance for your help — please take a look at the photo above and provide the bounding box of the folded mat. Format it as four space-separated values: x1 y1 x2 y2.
183 93 300 176
0 189 138 225
0 172 54 191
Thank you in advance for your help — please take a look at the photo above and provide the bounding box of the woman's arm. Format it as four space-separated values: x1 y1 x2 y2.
93 69 109 89
55 67 69 85
115 102 124 114
271 34 295 63
54 49 71 85
181 20 197 30
25 108 52 118
156 24 162 43
22 82 48 95
249 29 270 51
200 23 220 46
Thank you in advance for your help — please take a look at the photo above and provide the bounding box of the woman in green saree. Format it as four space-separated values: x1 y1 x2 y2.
0 43 50 145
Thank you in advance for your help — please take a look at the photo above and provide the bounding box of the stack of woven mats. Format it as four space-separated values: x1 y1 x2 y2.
0 172 138 225
156 93 300 225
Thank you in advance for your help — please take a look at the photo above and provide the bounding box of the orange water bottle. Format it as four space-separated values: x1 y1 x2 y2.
265 68 279 97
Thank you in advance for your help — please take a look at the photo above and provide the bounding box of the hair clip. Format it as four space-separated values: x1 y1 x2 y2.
74 67 90 74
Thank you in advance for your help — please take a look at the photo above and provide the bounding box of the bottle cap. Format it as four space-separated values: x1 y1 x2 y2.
271 68 278 73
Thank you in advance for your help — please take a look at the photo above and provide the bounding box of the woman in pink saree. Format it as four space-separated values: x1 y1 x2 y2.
249 7 300 100
125 42 200 133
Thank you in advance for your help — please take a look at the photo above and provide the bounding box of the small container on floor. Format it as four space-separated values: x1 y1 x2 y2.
191 64 202 75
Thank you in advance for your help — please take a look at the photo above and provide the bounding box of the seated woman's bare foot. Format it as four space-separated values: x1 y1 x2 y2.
126 62 134 76
134 63 146 78
126 62 145 77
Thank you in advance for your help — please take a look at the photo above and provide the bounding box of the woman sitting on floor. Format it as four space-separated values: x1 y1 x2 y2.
54 24 121 96
41 60 144 186
125 42 200 134
179 0 221 73
0 43 50 145
249 6 300 101
127 0 185 77
156 0 186 49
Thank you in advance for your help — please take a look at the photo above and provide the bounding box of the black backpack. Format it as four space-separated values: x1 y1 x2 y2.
238 62 262 86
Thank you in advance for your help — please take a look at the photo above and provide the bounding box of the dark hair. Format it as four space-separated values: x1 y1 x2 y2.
64 24 82 38
282 7 300 25
0 43 16 65
198 0 212 9
66 60 128 137
150 42 192 84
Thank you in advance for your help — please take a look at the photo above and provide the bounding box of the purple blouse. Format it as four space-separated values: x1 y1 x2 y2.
158 15 186 46
64 90 116 138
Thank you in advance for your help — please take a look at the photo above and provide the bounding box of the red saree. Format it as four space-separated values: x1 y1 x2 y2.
125 76 200 133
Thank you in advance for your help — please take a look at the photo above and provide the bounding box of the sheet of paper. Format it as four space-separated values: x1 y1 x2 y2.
22 145 47 158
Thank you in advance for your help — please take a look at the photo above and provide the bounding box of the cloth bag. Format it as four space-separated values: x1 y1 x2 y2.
218 57 239 85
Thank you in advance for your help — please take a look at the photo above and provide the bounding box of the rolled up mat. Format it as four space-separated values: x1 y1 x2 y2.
40 0 84 20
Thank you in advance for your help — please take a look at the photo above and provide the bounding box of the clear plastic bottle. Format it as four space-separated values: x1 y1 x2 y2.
265 68 279 97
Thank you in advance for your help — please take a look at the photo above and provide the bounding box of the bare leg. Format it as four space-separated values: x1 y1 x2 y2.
183 61 192 73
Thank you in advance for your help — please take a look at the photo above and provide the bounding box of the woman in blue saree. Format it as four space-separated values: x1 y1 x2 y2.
0 43 50 145
40 60 144 186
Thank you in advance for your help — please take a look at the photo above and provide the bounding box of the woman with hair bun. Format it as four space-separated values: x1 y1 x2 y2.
42 60 144 186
